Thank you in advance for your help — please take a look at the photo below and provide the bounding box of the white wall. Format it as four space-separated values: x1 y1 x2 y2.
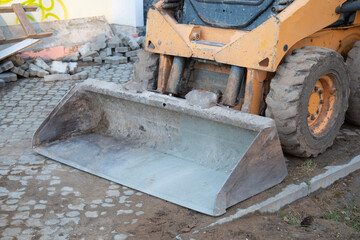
0 0 144 27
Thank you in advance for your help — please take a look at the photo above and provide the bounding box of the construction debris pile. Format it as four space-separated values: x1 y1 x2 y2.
0 32 145 87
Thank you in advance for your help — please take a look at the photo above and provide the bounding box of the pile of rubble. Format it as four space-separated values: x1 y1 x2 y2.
63 32 144 64
0 31 145 87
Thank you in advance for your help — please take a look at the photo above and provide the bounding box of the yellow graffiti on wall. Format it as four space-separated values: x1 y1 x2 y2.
0 0 68 21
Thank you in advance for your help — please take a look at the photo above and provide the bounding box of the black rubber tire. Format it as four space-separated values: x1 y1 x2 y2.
133 50 159 90
346 41 360 126
265 47 350 157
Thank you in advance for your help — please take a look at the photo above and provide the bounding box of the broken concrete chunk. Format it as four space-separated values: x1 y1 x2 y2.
11 67 30 78
68 62 78 74
125 49 141 57
91 33 107 52
104 56 127 64
29 64 49 78
0 61 14 73
71 71 88 80
0 79 5 87
83 51 99 58
50 61 69 74
185 90 218 109
126 35 140 50
78 42 92 57
0 72 17 82
34 57 51 72
115 47 129 53
63 52 80 62
44 74 71 82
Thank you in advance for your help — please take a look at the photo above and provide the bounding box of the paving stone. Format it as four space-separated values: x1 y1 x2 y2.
108 37 121 48
104 56 127 64
71 71 88 80
129 56 138 62
0 61 14 73
83 50 99 58
44 74 72 82
115 47 129 53
125 35 140 50
63 52 80 62
94 57 103 64
50 61 69 74
106 48 113 56
125 49 141 57
68 62 78 74
11 67 30 78
0 72 17 82
136 36 145 48
0 79 5 87
82 56 93 62
29 64 49 78
34 57 51 72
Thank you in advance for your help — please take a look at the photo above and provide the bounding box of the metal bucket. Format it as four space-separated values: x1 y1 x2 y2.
32 79 287 216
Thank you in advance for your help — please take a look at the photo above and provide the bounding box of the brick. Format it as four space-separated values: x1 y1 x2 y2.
68 62 78 75
34 57 51 72
115 47 129 53
0 72 17 82
0 79 5 87
125 49 141 57
11 67 30 78
104 56 128 64
44 74 71 82
50 61 69 74
0 61 14 73
29 64 49 78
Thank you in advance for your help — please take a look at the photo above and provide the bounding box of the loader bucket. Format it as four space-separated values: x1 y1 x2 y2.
32 79 287 216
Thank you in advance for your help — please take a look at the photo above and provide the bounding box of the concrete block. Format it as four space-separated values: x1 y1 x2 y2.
63 52 80 62
185 90 218 109
106 48 113 56
0 61 14 73
115 47 129 53
68 62 78 75
125 49 141 57
78 42 92 57
91 33 107 52
11 67 30 78
104 56 128 64
44 74 71 82
94 57 103 64
129 56 138 62
29 64 49 78
50 61 69 74
126 35 140 50
34 57 51 72
136 36 145 48
82 57 93 62
71 71 88 80
0 72 17 82
0 79 5 87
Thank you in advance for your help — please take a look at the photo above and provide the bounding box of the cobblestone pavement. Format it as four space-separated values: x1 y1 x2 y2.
0 63 149 240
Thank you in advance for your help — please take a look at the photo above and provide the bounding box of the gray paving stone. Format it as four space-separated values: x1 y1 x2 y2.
34 58 51 72
29 64 49 78
50 61 69 74
125 35 140 50
82 56 93 62
94 57 103 64
11 67 30 78
44 74 72 82
0 61 14 73
104 56 127 64
115 47 129 53
0 79 5 87
63 52 80 62
0 72 17 82
68 62 78 74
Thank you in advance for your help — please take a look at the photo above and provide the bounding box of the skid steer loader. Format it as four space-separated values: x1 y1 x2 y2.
33 0 360 216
